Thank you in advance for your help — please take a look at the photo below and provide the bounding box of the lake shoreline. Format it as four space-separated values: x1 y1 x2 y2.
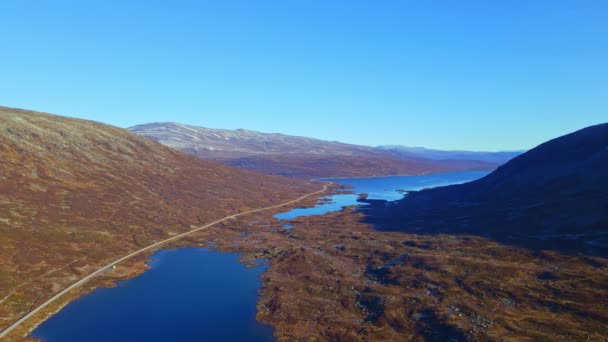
31 248 275 342
311 168 493 181
2 186 331 342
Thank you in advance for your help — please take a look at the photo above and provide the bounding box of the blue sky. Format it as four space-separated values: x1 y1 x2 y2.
1 1 606 151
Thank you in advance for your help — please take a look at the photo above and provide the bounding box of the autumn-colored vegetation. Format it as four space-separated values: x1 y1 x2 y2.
174 205 608 341
2 107 606 342
0 106 319 337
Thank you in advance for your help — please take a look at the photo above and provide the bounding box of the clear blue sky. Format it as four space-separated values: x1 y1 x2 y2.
1 1 606 151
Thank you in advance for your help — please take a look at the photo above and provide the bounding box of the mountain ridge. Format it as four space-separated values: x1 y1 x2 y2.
377 145 523 163
128 122 399 157
129 122 509 178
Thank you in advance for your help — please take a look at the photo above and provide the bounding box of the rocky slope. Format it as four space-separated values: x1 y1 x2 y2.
0 106 319 331
361 123 608 256
129 122 499 178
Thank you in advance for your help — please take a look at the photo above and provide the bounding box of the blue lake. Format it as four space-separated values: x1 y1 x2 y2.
31 248 274 342
274 171 489 222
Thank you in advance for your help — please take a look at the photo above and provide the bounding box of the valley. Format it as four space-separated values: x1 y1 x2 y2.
3 2 606 341
20 172 604 341
0 107 606 342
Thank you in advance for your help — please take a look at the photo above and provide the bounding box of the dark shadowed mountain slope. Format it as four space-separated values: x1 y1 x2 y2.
0 106 319 329
361 123 608 256
128 122 500 178
377 145 522 164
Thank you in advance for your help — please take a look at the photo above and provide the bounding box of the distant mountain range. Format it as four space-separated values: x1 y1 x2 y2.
129 122 518 178
377 145 523 163
361 123 608 256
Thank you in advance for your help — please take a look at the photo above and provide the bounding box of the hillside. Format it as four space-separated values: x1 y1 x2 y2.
129 122 499 178
377 145 522 164
0 106 319 331
361 123 608 256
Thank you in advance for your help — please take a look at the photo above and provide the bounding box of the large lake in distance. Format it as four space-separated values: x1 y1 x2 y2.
31 248 274 342
275 171 489 222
